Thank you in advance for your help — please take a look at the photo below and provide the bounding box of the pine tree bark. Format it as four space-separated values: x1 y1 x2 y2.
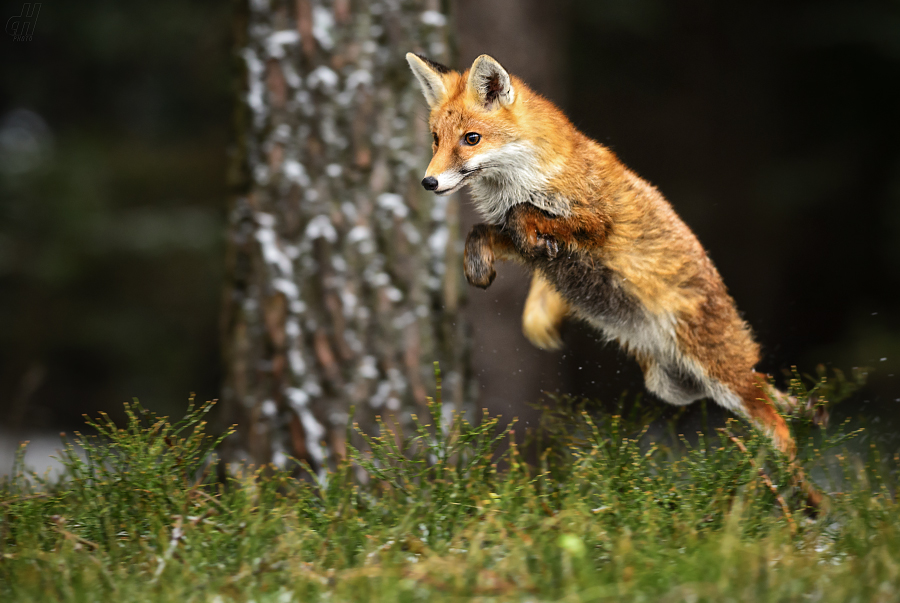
222 0 466 473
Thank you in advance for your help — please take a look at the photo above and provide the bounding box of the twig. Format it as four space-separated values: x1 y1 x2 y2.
52 526 100 550
0 493 51 506
190 488 229 513
151 515 184 584
719 428 797 536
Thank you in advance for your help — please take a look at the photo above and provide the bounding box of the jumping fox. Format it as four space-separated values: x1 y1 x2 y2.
407 52 819 505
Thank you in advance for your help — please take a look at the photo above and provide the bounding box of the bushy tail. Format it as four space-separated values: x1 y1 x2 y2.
737 373 826 513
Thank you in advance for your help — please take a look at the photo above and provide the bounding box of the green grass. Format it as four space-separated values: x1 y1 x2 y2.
1 369 898 602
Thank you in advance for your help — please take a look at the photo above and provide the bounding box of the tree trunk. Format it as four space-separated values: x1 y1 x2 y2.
221 0 466 473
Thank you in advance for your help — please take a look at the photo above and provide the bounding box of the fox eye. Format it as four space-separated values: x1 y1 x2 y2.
464 132 481 146
432 132 439 146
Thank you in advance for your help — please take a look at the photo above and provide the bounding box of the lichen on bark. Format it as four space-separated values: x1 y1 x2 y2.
222 0 468 474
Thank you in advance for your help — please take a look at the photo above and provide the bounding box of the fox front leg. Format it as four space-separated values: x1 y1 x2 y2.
463 224 521 289
464 204 564 289
506 203 609 258
464 224 496 289
505 203 561 259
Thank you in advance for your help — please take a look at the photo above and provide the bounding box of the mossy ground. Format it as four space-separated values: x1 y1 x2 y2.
1 369 897 602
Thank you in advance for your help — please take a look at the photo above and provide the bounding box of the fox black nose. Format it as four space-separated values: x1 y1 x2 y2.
421 176 438 191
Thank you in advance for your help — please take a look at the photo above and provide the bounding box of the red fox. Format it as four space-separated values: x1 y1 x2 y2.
407 52 820 507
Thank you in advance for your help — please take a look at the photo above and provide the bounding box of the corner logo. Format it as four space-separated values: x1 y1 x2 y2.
7 3 41 41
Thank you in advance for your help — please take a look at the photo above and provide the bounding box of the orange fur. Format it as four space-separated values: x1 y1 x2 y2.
523 272 569 350
408 53 821 510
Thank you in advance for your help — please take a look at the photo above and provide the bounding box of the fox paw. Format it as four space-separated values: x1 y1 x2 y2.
506 204 560 260
464 225 497 289
516 230 560 260
537 233 559 259
466 257 496 289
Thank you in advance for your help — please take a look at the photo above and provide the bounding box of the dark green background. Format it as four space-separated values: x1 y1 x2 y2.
1 1 231 426
1 0 897 444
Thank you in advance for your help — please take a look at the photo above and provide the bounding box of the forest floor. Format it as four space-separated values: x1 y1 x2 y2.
2 372 899 602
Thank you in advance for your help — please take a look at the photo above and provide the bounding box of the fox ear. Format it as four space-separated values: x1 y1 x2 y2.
406 52 450 108
467 55 514 110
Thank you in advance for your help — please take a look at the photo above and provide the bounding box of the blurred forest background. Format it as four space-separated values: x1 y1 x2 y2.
2 0 899 455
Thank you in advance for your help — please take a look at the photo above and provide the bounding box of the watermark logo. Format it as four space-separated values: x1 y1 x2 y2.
7 3 41 41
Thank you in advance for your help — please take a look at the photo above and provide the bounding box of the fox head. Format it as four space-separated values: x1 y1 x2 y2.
406 53 570 223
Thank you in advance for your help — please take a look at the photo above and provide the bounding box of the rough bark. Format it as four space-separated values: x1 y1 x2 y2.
222 0 466 473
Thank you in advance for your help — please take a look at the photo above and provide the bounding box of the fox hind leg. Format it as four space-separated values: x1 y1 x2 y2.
522 272 569 350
